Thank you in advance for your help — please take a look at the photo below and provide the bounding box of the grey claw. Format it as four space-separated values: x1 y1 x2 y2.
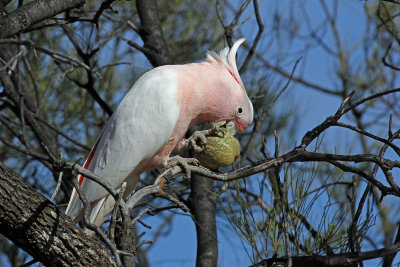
166 155 199 179
212 126 224 137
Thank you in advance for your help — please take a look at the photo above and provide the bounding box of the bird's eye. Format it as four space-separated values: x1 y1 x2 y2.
237 107 243 114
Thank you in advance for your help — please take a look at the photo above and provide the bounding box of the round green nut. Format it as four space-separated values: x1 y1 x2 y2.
196 130 240 170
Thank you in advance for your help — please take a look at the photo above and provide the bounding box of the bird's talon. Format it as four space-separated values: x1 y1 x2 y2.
192 141 204 152
187 158 200 166
166 156 198 179
184 130 209 152
213 126 225 137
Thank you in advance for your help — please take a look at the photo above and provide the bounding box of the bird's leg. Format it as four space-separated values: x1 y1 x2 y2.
176 127 224 153
165 155 200 179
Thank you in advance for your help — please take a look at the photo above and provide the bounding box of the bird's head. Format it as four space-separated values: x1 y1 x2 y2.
205 38 254 132
232 92 253 132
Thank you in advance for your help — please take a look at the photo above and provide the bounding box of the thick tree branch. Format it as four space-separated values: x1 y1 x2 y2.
135 0 171 66
189 174 218 267
0 162 115 266
184 122 219 267
0 0 86 38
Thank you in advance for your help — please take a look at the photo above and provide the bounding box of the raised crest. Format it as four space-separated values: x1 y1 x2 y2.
206 38 245 86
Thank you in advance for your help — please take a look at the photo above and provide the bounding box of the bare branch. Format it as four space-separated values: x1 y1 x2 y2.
0 0 85 38
380 0 400 4
241 57 301 163
93 0 117 28
251 239 400 266
0 39 91 71
239 0 264 73
135 0 171 66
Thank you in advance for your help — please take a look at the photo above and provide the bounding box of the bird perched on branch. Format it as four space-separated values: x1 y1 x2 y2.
65 38 253 228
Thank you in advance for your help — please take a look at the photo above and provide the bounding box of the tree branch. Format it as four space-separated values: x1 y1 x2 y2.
251 239 400 267
0 161 115 266
0 0 86 38
135 0 171 66
189 174 218 267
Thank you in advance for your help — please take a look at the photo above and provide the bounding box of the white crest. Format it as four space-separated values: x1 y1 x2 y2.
206 38 245 86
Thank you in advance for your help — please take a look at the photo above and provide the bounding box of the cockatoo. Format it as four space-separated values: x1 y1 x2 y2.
65 39 253 227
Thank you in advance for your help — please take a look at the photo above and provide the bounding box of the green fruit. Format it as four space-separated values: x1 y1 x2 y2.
196 130 240 170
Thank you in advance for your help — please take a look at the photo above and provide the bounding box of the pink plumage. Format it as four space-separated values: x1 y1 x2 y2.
65 39 253 227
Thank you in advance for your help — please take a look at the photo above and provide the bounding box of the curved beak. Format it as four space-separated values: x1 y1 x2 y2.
235 120 249 132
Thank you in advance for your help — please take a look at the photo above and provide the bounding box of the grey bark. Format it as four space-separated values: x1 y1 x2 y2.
136 0 172 66
0 0 85 38
115 218 136 267
0 161 115 266
189 174 219 267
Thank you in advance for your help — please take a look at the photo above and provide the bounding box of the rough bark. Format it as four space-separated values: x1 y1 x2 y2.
136 0 171 66
115 218 136 267
189 174 218 267
0 0 86 38
0 161 116 267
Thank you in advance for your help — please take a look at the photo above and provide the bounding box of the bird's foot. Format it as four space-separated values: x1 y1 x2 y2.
180 127 224 152
166 155 200 179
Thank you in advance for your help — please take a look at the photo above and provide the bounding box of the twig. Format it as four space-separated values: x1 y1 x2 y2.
109 182 127 242
61 26 113 116
0 134 49 160
92 61 131 73
300 92 354 148
250 240 400 266
137 219 152 229
126 20 140 33
333 121 400 157
125 168 178 210
0 50 24 73
257 51 341 96
136 240 153 249
239 0 264 73
130 208 151 226
241 57 302 164
93 0 117 28
18 258 39 267
342 88 400 115
381 42 400 71
72 179 123 267
273 130 292 267
216 0 251 46
157 192 190 212
0 39 91 70
50 171 63 202
33 115 91 151
380 0 400 5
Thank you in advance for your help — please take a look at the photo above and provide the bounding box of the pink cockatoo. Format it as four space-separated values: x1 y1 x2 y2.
65 39 253 227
